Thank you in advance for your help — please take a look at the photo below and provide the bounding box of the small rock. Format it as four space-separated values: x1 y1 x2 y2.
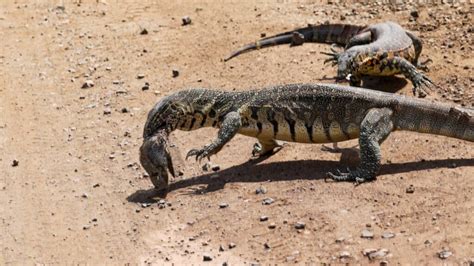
256 186 267 194
410 9 419 19
222 262 228 266
203 253 212 261
380 260 389 266
83 225 91 230
268 223 276 229
103 108 112 115
11 160 19 167
182 16 192 26
361 229 374 239
339 251 351 258
81 193 88 198
140 28 148 35
264 242 271 249
260 215 268 222
262 198 274 205
142 82 150 91
382 232 395 239
158 199 167 209
228 242 236 249
335 237 345 243
363 248 389 260
438 249 453 259
121 107 129 113
406 184 415 193
219 202 229 209
81 80 94 89
172 69 179 78
137 73 145 79
219 245 225 252
295 222 305 230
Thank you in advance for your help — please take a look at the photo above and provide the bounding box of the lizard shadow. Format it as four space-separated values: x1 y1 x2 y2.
361 75 408 93
127 156 474 202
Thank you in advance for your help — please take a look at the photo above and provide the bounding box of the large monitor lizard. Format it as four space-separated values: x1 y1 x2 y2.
139 84 473 191
224 21 433 97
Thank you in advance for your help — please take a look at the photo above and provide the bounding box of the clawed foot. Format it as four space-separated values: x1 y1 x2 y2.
412 72 436 98
321 143 341 153
325 168 375 184
186 144 218 162
416 58 432 72
321 46 341 66
252 142 283 157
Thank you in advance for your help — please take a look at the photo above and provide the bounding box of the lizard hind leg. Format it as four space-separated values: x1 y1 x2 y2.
327 108 394 183
252 138 282 157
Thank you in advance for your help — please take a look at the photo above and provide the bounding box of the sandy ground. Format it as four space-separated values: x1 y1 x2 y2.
1 0 473 264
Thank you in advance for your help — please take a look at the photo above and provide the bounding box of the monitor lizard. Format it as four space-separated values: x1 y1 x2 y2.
139 83 473 190
224 21 433 97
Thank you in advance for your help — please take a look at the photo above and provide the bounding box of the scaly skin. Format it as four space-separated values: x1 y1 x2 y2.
140 84 473 190
225 21 433 97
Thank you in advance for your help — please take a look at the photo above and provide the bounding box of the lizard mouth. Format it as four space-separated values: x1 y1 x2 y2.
139 130 176 191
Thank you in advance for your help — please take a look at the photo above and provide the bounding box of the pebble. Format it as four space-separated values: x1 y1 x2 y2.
11 160 19 167
81 193 88 198
219 202 229 209
81 80 94 89
202 162 220 172
268 223 276 229
363 248 389 260
158 199 167 209
103 108 112 115
228 242 236 249
438 249 453 259
203 253 212 261
260 215 268 222
172 69 179 78
410 9 419 19
335 237 345 243
142 82 150 91
361 229 374 239
339 251 351 258
382 232 395 239
264 242 271 249
182 16 192 26
137 73 145 79
406 185 415 194
121 107 129 113
140 28 148 35
262 198 274 205
219 245 225 252
295 222 305 230
256 186 267 194
83 225 91 230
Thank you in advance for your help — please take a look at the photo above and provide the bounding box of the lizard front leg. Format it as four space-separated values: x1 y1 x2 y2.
186 112 241 161
385 56 434 97
328 108 394 183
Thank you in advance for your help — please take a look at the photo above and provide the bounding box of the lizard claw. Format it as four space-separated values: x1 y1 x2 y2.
411 72 436 98
186 144 218 162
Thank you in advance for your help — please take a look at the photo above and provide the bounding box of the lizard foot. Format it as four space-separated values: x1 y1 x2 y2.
321 143 341 153
326 168 375 184
186 144 219 162
416 58 433 72
411 72 435 98
252 142 282 157
321 46 340 66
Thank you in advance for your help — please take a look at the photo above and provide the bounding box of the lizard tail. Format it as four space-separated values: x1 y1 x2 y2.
224 24 366 61
395 99 474 142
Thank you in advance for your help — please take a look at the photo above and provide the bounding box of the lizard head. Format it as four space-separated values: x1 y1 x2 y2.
336 51 357 81
139 130 176 191
140 95 186 190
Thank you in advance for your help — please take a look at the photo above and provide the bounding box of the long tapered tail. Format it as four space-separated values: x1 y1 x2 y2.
224 24 366 61
395 98 474 142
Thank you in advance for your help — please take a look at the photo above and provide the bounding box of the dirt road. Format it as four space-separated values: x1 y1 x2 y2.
1 1 473 264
